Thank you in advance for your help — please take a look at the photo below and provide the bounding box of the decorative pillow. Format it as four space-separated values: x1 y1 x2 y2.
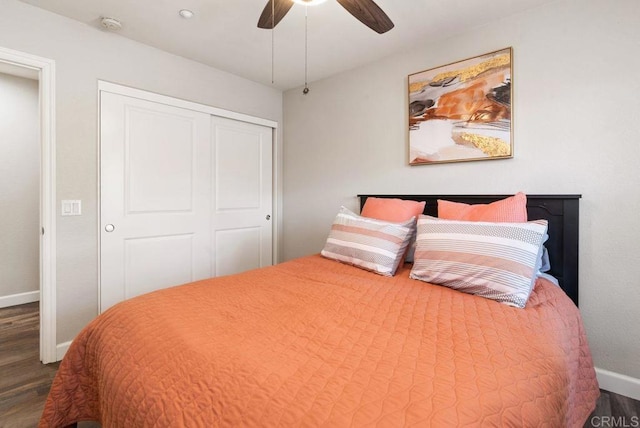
539 246 551 273
409 215 548 308
361 197 426 223
438 192 527 222
361 197 426 265
321 206 415 276
437 193 551 275
404 240 417 263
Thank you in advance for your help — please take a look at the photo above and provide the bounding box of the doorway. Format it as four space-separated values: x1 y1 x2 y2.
0 47 56 363
0 70 39 307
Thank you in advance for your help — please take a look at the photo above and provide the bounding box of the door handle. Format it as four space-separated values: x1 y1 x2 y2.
265 215 271 220
105 224 115 232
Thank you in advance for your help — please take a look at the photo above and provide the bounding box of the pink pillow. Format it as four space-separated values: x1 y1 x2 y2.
361 197 426 223
361 197 425 266
438 192 527 222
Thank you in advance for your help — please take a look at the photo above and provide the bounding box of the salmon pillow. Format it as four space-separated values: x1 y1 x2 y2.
438 192 527 222
361 197 426 265
361 197 426 223
437 193 549 276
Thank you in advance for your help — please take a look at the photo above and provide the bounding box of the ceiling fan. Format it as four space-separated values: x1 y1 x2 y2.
257 0 394 34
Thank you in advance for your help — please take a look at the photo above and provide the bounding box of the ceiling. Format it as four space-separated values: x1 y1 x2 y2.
19 0 551 90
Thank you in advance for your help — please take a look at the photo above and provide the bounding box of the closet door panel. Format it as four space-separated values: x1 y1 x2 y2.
211 116 273 276
100 92 211 312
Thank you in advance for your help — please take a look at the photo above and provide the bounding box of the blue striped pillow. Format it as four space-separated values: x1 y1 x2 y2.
321 207 415 276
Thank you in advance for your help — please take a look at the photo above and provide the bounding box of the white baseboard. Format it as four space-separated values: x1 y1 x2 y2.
56 340 72 361
0 290 39 308
596 367 640 401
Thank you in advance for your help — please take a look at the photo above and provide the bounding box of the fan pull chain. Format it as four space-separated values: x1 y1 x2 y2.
303 5 309 94
271 0 275 84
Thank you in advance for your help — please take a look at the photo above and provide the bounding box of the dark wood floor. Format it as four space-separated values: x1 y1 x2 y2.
0 302 59 428
1 302 639 428
585 389 640 428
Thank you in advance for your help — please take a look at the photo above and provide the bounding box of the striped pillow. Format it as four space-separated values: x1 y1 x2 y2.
409 215 548 308
321 207 415 276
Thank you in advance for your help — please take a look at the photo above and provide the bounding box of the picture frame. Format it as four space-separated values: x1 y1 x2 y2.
408 47 513 165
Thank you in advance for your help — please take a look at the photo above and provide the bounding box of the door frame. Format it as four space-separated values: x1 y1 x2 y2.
0 47 57 364
97 81 280 311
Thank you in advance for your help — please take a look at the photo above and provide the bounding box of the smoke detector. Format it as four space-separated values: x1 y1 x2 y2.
100 17 122 31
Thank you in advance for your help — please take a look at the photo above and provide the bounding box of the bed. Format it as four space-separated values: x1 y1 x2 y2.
40 194 599 427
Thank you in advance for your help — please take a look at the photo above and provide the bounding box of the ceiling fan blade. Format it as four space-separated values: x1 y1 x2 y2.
258 0 295 29
336 0 394 34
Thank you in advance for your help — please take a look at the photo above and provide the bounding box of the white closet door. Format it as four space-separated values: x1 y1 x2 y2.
100 92 212 312
211 116 273 276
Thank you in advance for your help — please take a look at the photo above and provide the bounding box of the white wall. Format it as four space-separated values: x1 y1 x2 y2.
0 0 283 344
0 73 39 300
283 0 640 380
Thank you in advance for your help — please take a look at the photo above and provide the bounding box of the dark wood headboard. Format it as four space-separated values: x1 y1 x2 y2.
358 194 581 307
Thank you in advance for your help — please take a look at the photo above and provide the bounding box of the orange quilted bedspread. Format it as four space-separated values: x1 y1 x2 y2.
40 255 599 427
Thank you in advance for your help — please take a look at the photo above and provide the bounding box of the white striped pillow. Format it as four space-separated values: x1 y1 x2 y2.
409 215 548 308
321 206 415 276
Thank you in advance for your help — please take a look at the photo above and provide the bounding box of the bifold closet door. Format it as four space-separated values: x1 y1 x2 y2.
100 92 212 312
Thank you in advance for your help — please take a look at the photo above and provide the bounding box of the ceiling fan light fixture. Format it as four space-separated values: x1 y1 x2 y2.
292 0 327 6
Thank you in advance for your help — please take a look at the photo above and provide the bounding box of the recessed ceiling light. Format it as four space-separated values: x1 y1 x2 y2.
292 0 327 5
179 9 194 19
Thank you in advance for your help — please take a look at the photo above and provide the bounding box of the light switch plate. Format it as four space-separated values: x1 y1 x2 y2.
61 200 82 216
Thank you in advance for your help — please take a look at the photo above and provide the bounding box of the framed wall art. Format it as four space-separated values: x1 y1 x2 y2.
408 47 513 165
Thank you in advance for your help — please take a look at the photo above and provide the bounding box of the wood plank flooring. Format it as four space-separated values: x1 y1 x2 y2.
0 302 59 428
585 390 640 428
1 302 639 428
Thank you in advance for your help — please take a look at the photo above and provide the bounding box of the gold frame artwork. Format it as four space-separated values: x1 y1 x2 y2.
408 47 513 165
